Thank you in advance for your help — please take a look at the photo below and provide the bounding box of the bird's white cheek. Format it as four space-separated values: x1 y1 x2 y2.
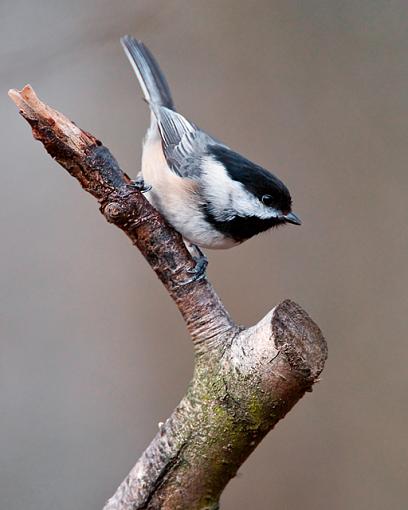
201 157 280 220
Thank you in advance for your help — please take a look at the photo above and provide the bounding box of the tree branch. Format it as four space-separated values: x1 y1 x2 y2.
9 85 327 510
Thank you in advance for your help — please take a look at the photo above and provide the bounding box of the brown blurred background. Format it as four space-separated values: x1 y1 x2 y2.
1 1 407 509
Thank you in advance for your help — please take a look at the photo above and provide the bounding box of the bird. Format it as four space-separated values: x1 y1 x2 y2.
120 35 301 282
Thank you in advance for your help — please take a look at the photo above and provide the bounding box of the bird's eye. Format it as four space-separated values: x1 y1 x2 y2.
261 194 274 207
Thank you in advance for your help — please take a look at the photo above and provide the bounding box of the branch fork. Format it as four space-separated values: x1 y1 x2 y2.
9 85 327 510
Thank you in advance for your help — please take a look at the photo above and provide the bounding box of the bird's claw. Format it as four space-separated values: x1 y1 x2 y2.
179 251 208 286
131 178 152 193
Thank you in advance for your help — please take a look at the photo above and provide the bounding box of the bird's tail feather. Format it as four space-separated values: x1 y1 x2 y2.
121 35 174 110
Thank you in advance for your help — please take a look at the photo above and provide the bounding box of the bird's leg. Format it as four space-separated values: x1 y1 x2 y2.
131 171 152 193
180 241 208 285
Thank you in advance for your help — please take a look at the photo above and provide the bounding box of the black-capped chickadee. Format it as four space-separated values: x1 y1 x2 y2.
121 36 301 280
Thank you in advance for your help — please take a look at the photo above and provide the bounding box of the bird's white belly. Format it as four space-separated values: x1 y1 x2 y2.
141 131 237 249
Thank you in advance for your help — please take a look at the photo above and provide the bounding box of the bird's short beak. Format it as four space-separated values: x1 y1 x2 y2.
284 212 302 225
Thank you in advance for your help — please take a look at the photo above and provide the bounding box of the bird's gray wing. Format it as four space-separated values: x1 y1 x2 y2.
156 106 211 177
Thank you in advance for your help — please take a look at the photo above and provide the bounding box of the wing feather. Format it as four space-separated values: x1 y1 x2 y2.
156 106 209 177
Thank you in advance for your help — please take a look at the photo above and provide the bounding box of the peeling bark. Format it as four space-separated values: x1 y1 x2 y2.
9 85 327 510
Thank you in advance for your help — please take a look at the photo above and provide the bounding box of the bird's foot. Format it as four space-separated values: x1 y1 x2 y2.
179 244 208 286
131 178 152 193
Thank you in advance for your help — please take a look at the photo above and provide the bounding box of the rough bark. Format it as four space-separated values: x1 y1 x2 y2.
9 85 327 510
